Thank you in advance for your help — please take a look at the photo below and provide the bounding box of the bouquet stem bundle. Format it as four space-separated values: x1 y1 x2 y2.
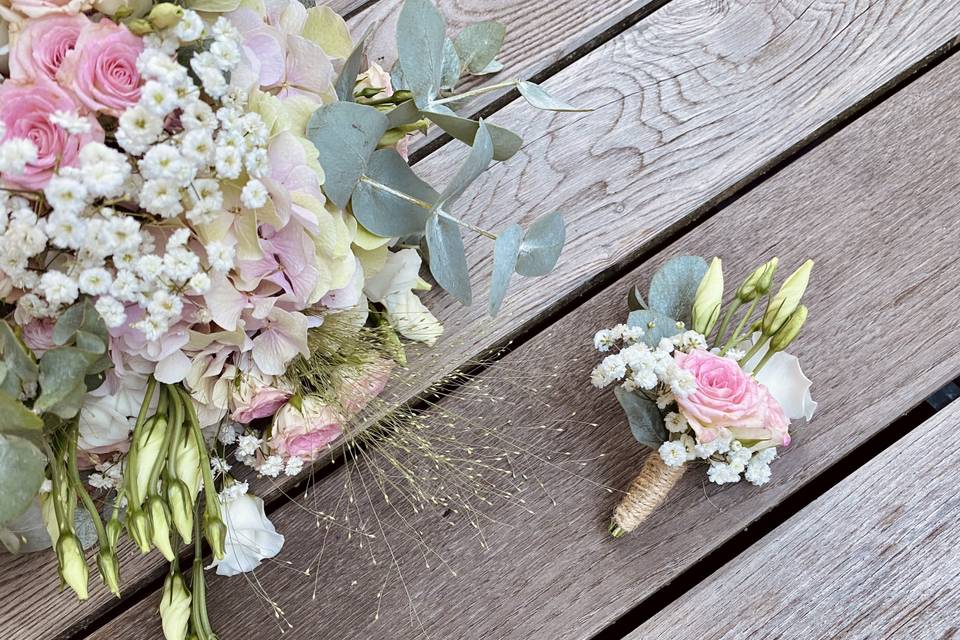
609 454 685 538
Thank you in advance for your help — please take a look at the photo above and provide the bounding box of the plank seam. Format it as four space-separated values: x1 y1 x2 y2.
589 379 960 640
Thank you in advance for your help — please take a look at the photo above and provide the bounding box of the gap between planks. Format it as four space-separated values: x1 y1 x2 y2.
90 13 957 638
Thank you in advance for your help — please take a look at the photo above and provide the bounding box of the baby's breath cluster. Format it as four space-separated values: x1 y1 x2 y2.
590 324 701 397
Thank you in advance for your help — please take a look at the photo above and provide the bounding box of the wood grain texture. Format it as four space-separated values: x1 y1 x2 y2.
630 401 960 640
88 26 960 640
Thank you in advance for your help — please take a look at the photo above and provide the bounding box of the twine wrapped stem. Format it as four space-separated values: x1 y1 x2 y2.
610 452 685 537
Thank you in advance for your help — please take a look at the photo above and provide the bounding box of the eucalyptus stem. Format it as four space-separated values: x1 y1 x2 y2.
430 79 519 105
359 176 498 240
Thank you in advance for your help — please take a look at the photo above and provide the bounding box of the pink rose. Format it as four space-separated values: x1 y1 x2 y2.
9 14 89 82
0 77 103 189
337 358 391 417
674 349 790 447
269 398 343 461
57 19 143 116
7 0 83 19
231 373 292 424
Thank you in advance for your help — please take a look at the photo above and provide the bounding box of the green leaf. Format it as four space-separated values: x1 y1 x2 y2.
306 102 389 209
0 321 38 397
440 38 461 91
0 435 46 526
454 21 506 74
627 309 684 347
425 214 472 305
396 0 447 106
421 105 522 161
34 347 90 419
614 387 667 450
0 498 52 553
489 223 523 316
335 25 372 102
352 149 437 237
627 285 647 311
647 255 708 328
0 391 44 448
386 99 422 129
436 119 494 210
515 211 565 277
472 58 504 75
517 81 588 112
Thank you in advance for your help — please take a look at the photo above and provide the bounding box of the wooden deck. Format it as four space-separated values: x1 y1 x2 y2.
4 0 960 638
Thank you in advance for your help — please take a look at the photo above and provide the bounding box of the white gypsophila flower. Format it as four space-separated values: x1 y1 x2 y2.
744 460 772 486
187 271 211 294
658 441 687 468
174 10 205 41
84 161 129 198
181 100 216 131
284 457 304 477
217 423 238 445
237 434 262 457
134 314 168 341
213 146 241 179
656 391 675 410
725 348 745 361
110 270 141 302
95 296 127 328
78 267 113 296
141 144 195 185
630 369 658 391
167 228 191 249
141 80 179 116
147 289 183 320
210 457 232 476
240 179 268 209
45 176 88 216
692 439 718 460
707 461 741 485
117 105 164 155
754 448 777 465
140 179 184 218
728 446 752 466
664 412 687 434
179 129 214 166
209 39 240 70
50 110 92 135
590 353 627 388
205 241 234 272
88 473 115 490
0 138 39 174
593 329 614 352
46 213 86 250
258 455 283 478
668 367 697 398
220 480 248 502
163 247 200 283
135 254 164 282
39 271 79 307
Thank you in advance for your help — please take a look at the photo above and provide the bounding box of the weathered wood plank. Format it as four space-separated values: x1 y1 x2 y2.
88 24 960 640
630 401 960 640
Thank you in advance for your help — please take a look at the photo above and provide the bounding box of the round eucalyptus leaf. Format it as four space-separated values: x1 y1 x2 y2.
647 255 708 327
421 105 522 162
440 37 461 91
627 309 684 347
454 21 506 75
352 149 437 237
0 435 47 526
396 0 446 105
437 118 495 210
0 498 52 553
515 211 565 277
517 81 589 112
426 213 472 306
489 223 523 316
614 387 667 450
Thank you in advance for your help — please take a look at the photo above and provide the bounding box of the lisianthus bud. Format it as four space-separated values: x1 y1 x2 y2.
126 18 154 35
96 548 122 597
737 258 778 302
55 533 89 600
205 513 227 560
171 431 202 496
160 570 192 640
691 257 723 335
106 514 123 548
127 508 153 553
147 3 183 29
770 305 808 353
166 479 194 544
761 260 813 335
130 417 167 507
147 496 176 562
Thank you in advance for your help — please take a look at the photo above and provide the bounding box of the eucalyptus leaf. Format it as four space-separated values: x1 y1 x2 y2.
440 38 461 91
396 0 447 106
1 498 52 553
34 347 90 419
352 149 437 237
0 391 44 448
386 99 422 129
421 105 522 161
515 211 565 277
335 25 373 102
473 58 504 75
306 102 389 209
517 80 588 112
614 387 667 450
436 119 494 210
425 213 472 305
489 223 523 316
0 435 47 526
454 21 506 74
627 309 684 347
0 321 38 397
647 255 708 327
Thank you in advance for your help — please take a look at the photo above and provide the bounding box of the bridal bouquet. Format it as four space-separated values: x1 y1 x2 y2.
591 256 817 537
0 0 578 635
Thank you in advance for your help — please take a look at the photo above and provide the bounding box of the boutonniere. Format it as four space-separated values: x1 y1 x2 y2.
590 256 817 537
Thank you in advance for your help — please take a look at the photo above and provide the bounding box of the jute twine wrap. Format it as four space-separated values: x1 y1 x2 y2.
610 453 685 537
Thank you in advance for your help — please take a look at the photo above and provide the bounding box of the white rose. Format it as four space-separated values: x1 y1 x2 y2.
363 249 421 302
78 372 156 454
212 489 284 576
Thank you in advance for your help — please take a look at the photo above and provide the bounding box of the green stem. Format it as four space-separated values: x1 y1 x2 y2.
437 209 497 240
178 388 219 518
42 441 71 535
739 335 770 369
751 348 778 375
65 422 108 546
431 80 519 105
720 297 760 355
713 299 741 347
